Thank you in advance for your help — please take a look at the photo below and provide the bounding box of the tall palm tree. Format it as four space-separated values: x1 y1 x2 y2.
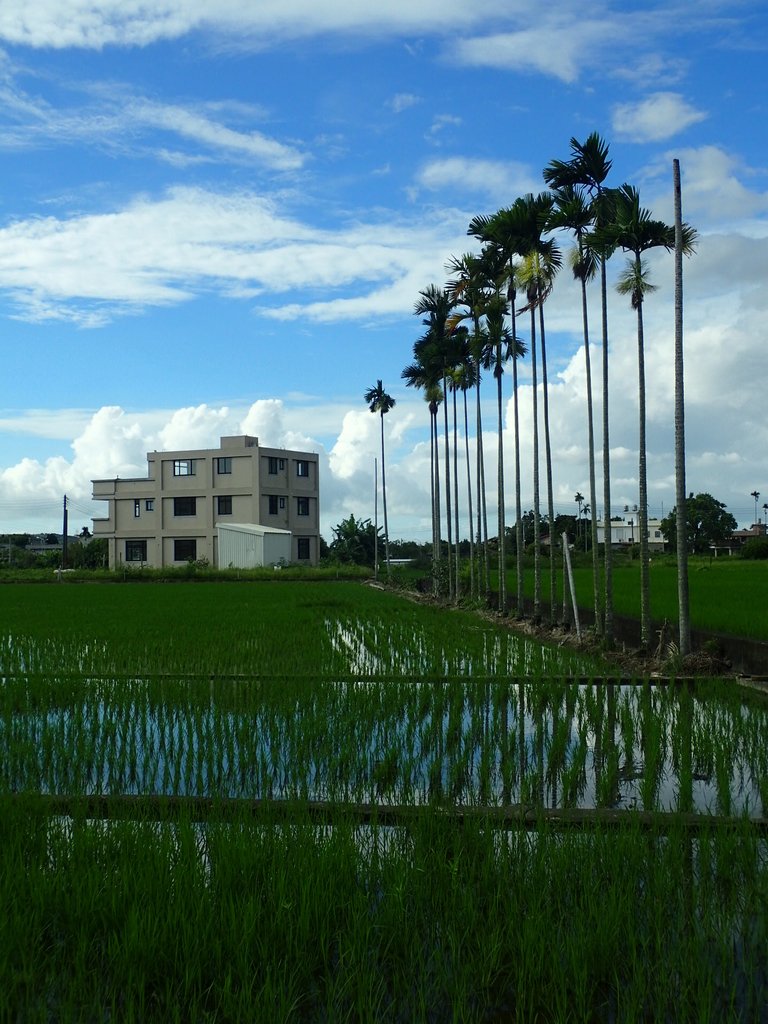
413 285 461 598
364 380 396 574
515 193 561 622
402 356 443 579
547 183 602 629
597 184 696 647
446 331 472 597
446 251 495 599
673 158 691 657
467 213 528 614
574 491 584 547
545 133 614 641
484 290 518 611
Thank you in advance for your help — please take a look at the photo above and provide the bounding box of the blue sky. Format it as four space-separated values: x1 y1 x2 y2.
0 1 766 541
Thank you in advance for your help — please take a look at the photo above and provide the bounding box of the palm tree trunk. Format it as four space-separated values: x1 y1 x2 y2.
380 413 390 571
538 296 556 623
601 258 614 645
579 270 602 632
475 373 490 600
530 306 541 620
431 406 441 591
512 326 524 616
463 387 475 598
496 346 506 613
635 259 651 648
673 158 691 656
442 373 453 599
452 385 461 600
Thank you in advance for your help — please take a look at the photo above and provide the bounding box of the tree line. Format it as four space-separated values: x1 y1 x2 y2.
366 133 698 649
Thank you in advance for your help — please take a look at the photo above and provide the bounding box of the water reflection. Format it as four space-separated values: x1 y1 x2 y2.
1 677 766 818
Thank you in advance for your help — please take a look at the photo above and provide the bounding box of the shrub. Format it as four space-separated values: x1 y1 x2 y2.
740 538 768 560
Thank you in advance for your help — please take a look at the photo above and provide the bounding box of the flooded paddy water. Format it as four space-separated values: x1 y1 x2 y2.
2 581 767 1021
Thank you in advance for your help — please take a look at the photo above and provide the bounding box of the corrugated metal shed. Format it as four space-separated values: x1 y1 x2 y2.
216 522 292 568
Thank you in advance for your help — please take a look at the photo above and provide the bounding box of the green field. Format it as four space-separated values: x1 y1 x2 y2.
2 582 767 1021
505 555 768 640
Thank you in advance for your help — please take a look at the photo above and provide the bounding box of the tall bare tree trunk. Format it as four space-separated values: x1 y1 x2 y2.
673 158 691 656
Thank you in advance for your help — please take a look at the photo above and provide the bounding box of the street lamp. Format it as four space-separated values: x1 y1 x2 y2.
751 490 760 527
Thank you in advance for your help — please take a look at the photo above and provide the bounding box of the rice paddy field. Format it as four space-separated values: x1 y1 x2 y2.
544 557 768 640
2 581 768 1022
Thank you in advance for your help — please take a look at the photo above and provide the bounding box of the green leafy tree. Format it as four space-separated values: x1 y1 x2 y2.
659 493 736 553
328 515 382 566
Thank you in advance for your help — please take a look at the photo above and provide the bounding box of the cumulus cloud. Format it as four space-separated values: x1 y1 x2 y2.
612 92 707 143
653 146 768 225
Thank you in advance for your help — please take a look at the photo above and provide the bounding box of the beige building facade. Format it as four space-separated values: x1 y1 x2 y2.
92 435 320 568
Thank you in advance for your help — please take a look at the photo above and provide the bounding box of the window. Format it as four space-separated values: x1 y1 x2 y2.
268 457 278 475
173 496 196 517
297 496 310 516
174 538 196 562
216 457 232 475
268 495 278 515
125 540 147 562
145 499 154 512
297 537 310 560
279 496 286 509
173 459 195 476
296 460 310 478
134 499 141 518
217 495 232 516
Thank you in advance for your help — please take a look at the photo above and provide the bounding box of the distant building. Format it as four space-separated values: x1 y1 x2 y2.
92 435 320 569
710 522 767 556
596 516 666 552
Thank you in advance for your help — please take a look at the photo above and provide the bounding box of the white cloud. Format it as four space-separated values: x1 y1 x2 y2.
0 1 513 50
388 92 420 113
128 99 305 170
655 146 768 225
416 157 538 202
427 113 462 139
0 181 476 325
612 92 707 143
454 16 623 83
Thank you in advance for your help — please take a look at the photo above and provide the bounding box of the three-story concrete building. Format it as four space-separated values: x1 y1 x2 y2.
92 434 320 568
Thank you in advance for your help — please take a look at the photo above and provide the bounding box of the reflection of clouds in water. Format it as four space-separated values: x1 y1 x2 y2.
4 672 766 818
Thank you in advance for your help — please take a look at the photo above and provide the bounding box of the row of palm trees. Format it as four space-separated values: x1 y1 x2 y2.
369 133 696 648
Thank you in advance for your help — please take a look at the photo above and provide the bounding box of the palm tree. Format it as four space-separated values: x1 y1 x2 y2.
546 133 614 641
672 158 691 657
446 330 472 596
446 251 495 598
413 285 461 598
547 182 602 629
484 290 518 611
597 184 696 647
515 193 561 622
402 356 443 580
467 213 528 614
364 380 396 574
574 491 584 547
